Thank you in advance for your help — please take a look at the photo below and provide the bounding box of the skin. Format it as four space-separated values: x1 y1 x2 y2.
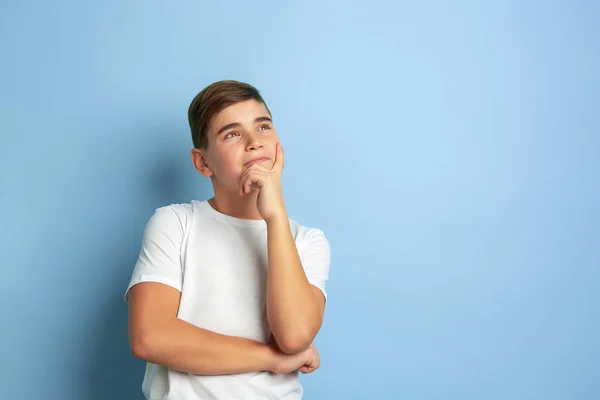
128 282 320 375
190 98 326 368
128 99 322 376
191 98 283 221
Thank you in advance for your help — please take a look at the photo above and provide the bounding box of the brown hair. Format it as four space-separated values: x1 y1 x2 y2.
188 80 272 149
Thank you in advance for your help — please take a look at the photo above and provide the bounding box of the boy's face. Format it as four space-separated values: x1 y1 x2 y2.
198 99 280 191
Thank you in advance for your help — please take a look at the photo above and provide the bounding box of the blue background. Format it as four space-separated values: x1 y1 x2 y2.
1 1 598 399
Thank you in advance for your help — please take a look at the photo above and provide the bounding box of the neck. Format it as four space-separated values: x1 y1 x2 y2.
208 186 263 220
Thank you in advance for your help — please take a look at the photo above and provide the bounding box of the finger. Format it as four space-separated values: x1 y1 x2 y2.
239 169 254 196
300 365 312 374
243 162 269 174
272 142 284 171
239 164 266 195
244 173 258 195
239 174 250 196
242 174 252 195
301 365 315 374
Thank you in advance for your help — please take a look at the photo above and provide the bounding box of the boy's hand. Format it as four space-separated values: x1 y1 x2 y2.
239 142 286 222
269 343 321 375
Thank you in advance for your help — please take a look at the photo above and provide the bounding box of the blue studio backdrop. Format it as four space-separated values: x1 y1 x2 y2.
1 1 598 399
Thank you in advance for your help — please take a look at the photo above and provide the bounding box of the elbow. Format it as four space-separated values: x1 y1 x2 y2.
276 333 313 355
130 332 154 361
129 320 173 361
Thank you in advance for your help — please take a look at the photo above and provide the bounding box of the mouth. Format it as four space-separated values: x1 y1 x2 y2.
244 157 270 166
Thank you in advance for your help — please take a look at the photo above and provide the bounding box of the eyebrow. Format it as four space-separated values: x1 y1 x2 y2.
215 116 273 136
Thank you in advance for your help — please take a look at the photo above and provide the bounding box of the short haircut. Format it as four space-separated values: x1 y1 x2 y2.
188 80 272 149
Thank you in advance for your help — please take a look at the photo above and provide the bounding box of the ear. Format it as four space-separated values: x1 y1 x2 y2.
191 148 214 177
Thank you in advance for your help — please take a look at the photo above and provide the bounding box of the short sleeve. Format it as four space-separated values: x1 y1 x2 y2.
124 206 185 304
297 228 331 303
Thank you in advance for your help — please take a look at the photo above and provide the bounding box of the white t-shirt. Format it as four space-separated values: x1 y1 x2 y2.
124 199 331 400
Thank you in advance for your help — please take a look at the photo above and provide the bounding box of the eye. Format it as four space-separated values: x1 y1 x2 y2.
258 124 271 131
224 131 240 139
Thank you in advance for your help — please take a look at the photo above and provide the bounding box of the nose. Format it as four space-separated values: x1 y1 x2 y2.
245 133 264 152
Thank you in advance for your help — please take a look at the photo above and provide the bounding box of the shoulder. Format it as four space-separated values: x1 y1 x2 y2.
289 219 330 253
144 201 195 234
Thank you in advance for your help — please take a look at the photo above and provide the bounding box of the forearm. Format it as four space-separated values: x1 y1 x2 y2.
134 317 277 375
266 215 320 353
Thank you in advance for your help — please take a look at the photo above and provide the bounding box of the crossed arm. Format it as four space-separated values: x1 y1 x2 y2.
128 219 326 375
265 215 326 354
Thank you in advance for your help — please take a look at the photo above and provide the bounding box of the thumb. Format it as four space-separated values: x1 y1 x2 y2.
273 142 284 171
